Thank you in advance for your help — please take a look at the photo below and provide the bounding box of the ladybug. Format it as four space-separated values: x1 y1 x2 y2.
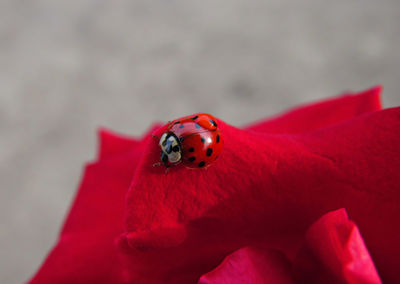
156 113 223 169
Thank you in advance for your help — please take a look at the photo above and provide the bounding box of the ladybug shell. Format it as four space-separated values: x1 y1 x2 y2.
167 113 223 169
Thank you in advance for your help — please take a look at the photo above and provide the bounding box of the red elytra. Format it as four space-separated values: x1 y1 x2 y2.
158 113 223 169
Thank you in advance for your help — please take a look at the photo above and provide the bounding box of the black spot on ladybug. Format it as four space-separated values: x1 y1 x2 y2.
188 147 195 152
206 148 213 156
173 121 180 125
179 124 184 128
216 135 220 143
210 120 217 127
172 145 180 152
191 115 198 120
201 137 206 143
188 157 196 162
198 161 205 167
195 123 201 129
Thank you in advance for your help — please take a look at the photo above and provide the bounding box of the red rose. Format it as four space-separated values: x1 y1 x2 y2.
28 86 400 283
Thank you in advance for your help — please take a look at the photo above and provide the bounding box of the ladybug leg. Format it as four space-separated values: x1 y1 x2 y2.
152 162 162 167
164 167 170 175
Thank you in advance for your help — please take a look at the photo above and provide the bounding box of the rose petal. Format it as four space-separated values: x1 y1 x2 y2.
97 124 162 161
97 128 140 161
123 91 399 282
245 86 381 133
28 128 153 283
294 209 382 284
198 247 294 284
199 210 381 284
28 234 125 284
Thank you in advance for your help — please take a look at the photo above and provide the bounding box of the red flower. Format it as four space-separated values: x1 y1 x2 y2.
28 86 400 283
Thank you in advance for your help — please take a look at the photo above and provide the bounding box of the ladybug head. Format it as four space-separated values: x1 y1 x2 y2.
159 132 182 166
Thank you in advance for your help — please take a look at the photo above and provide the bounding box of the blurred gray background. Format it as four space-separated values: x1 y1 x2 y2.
1 0 399 283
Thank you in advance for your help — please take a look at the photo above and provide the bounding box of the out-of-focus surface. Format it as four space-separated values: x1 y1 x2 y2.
0 1 399 283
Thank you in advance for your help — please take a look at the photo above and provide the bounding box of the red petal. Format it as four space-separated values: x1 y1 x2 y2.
245 86 381 133
294 209 382 284
97 128 140 161
198 247 294 284
28 129 152 283
28 234 125 284
123 90 400 282
97 123 162 161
